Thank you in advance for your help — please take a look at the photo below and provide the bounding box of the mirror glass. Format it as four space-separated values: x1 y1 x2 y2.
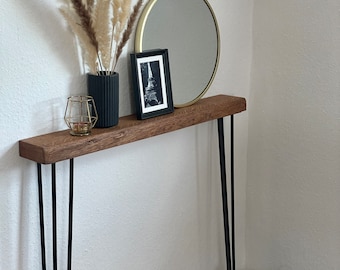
135 0 220 107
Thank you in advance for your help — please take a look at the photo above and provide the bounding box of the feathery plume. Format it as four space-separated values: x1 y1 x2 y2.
86 0 95 14
112 0 143 70
60 6 97 73
70 0 98 51
60 0 143 74
92 0 112 72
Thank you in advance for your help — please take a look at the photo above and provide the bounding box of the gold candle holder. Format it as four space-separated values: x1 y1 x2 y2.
64 96 98 136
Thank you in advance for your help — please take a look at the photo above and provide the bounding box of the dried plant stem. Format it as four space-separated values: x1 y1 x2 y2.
111 0 143 71
70 0 97 50
70 0 104 71
93 0 112 72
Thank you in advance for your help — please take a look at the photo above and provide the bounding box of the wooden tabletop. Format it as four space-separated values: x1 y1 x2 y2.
19 95 246 164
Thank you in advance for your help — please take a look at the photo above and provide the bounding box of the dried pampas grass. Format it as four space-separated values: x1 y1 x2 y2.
59 0 143 75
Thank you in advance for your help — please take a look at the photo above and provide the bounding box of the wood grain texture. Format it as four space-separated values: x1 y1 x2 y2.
19 95 246 164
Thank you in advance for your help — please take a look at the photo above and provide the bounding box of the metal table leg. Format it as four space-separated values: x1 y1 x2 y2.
52 163 57 270
37 163 46 270
68 159 74 270
217 116 235 270
37 159 74 270
230 115 235 270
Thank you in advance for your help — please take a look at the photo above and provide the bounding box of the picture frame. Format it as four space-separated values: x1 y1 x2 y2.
130 49 174 120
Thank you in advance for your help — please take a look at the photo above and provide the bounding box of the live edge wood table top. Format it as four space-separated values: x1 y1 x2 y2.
19 95 246 164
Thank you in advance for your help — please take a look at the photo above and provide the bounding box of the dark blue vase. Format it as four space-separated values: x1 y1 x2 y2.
87 72 119 128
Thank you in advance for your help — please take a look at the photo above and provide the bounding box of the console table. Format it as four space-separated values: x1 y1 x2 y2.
19 94 246 270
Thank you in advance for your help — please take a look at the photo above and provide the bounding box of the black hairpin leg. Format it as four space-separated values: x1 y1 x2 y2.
230 115 235 270
68 159 74 270
37 159 74 270
217 116 235 270
37 163 46 270
52 163 57 270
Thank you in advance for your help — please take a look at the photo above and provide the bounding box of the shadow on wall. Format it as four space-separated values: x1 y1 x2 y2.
0 145 70 269
20 0 138 116
19 0 145 117
17 0 80 74
0 145 22 181
0 145 36 269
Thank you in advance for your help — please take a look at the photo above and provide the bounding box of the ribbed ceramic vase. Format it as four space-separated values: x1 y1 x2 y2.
87 72 119 128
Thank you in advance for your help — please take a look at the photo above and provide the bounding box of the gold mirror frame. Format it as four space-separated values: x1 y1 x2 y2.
134 0 220 107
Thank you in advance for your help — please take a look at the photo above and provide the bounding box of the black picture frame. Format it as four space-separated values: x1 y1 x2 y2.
130 49 174 120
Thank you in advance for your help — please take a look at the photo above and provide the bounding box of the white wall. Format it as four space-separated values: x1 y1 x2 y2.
0 0 252 269
246 0 340 269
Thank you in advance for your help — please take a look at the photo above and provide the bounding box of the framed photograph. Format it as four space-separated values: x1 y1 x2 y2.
130 49 174 120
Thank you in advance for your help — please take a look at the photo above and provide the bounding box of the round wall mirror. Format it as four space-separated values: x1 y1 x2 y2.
135 0 220 107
